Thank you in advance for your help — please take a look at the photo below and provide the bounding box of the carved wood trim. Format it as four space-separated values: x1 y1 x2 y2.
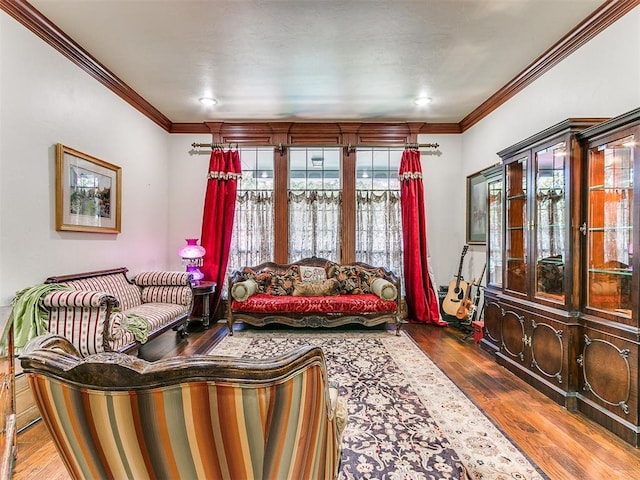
20 334 328 387
341 147 356 263
44 267 129 284
169 123 210 134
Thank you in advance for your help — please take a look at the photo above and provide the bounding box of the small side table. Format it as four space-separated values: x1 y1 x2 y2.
191 281 216 328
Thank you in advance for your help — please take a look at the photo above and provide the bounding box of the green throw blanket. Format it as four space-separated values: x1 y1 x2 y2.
1 283 70 354
124 313 150 344
2 283 152 354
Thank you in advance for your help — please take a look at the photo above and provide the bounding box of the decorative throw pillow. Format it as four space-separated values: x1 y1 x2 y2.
327 264 363 294
299 265 327 283
292 278 340 297
231 278 259 302
358 267 386 293
240 267 272 293
266 266 300 295
370 277 398 301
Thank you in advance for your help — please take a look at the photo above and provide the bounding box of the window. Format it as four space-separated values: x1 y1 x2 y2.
228 147 274 275
227 144 405 287
288 147 341 261
355 148 403 286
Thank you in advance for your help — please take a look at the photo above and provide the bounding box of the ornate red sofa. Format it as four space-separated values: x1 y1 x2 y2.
227 257 402 335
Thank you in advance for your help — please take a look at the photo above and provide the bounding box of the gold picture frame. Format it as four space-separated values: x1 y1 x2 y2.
55 144 122 233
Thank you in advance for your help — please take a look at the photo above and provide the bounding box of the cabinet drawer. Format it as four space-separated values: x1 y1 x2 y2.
481 299 502 352
501 308 525 362
495 300 578 405
577 328 638 428
529 316 572 391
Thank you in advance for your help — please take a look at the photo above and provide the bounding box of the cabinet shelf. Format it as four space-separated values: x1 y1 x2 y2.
538 258 563 265
589 185 633 191
588 226 632 232
588 268 632 276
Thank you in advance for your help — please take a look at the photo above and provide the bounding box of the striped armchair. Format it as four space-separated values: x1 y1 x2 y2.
20 334 347 480
43 267 193 356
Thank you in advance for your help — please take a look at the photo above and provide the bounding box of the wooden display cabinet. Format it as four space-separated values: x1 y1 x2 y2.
484 118 606 409
575 108 640 446
481 165 503 353
484 110 640 445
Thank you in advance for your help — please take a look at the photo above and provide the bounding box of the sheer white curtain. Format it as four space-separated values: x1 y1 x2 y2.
355 190 403 286
228 190 274 273
289 190 341 261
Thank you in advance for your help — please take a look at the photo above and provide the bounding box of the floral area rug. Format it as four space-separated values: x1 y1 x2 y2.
209 329 548 480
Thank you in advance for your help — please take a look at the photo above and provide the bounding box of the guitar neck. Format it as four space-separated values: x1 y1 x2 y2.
453 246 468 286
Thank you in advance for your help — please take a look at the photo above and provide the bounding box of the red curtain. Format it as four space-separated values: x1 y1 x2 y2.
200 148 241 313
399 149 447 326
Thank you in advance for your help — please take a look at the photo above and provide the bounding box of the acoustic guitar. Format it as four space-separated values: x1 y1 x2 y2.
456 277 476 320
442 245 469 316
467 263 486 322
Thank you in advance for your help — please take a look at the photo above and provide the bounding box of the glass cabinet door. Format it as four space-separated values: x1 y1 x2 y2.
487 175 503 287
534 141 566 302
505 157 528 293
586 134 634 318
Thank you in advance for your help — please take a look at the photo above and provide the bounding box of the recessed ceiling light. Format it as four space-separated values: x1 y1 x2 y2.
199 97 217 106
414 97 432 106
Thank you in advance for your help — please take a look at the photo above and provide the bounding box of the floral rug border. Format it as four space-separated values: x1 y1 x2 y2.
210 329 548 480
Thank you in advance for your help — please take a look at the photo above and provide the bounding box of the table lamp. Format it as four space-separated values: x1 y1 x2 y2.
178 238 206 282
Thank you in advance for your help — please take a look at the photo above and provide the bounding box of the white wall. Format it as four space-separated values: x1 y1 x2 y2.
167 134 213 271
416 133 466 287
460 6 640 284
0 15 173 306
0 15 4 303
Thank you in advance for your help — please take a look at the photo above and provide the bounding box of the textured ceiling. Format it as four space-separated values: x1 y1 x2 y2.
28 0 606 124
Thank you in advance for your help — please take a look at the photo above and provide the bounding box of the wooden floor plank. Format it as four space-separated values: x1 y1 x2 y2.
13 321 640 479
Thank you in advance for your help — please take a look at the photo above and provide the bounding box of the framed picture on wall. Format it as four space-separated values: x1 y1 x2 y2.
466 169 488 245
55 143 122 233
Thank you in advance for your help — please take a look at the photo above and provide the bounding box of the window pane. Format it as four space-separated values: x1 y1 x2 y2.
228 147 274 282
288 147 341 261
355 148 404 290
289 147 341 191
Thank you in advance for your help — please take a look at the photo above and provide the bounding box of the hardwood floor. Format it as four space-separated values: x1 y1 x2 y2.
13 321 640 479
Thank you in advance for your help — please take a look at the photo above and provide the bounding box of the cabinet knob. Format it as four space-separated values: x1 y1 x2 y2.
579 222 588 235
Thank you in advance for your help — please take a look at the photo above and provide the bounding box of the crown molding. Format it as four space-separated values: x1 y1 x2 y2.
2 0 636 135
460 0 639 132
1 0 172 131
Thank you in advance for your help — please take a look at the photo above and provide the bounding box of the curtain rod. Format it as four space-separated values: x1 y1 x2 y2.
190 142 440 155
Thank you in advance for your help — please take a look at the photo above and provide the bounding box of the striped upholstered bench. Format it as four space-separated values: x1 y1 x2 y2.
20 334 347 480
43 267 193 356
